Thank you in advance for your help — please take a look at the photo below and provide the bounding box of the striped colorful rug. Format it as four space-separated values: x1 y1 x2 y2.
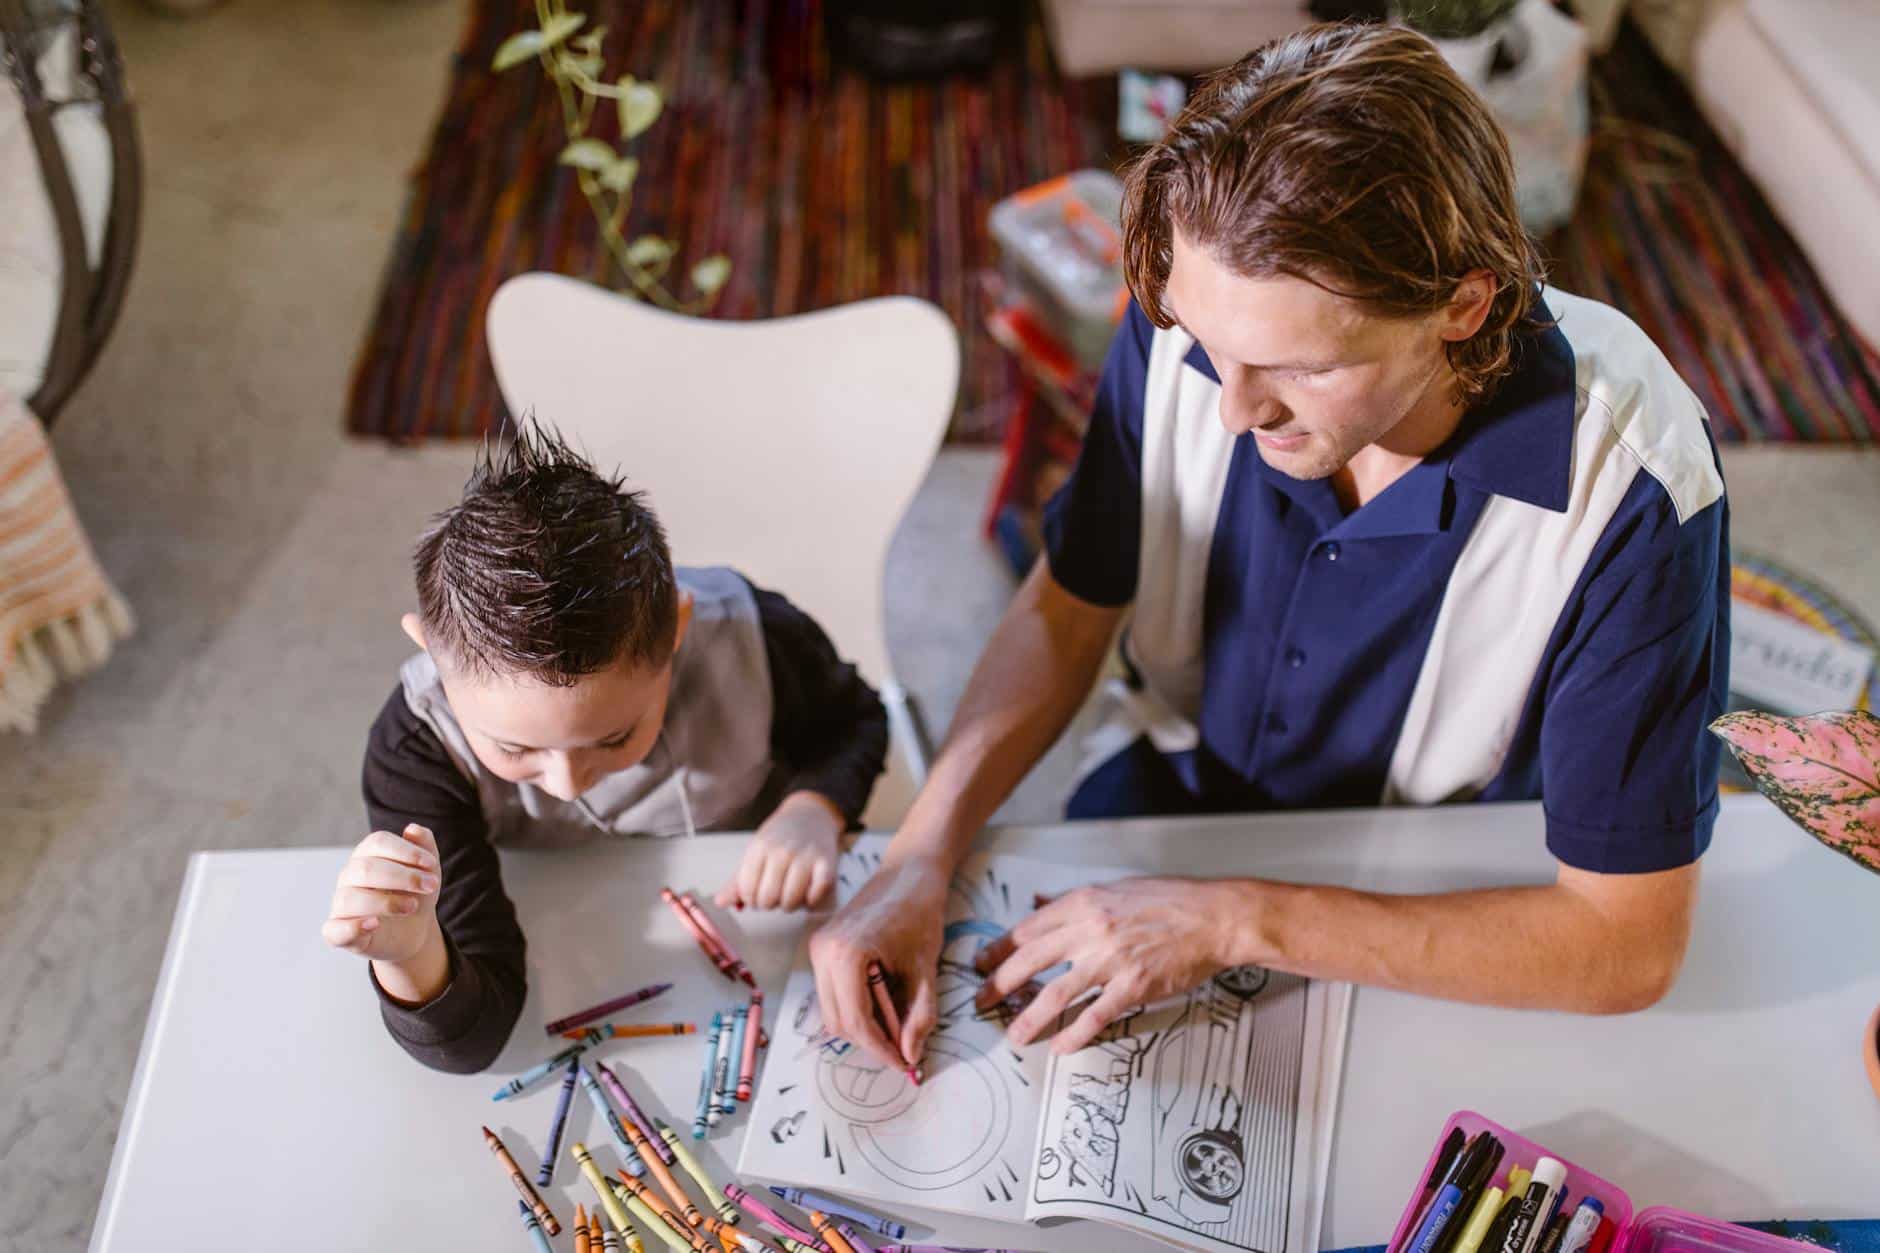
345 4 1880 442
1547 22 1880 441
345 1 1112 443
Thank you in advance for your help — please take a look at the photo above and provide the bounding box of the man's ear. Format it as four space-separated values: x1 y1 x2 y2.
1437 269 1498 343
672 590 695 655
400 612 428 652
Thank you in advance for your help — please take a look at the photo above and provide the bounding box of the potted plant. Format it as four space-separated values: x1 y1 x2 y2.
1394 0 1521 83
1711 710 1880 1099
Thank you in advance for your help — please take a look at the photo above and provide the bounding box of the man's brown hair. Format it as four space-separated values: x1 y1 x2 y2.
414 425 678 685
1122 22 1546 406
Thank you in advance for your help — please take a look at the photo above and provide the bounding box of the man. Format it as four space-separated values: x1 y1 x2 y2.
811 22 1729 1071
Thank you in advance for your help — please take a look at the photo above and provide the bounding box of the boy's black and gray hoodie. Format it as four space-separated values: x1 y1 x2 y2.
359 566 888 1073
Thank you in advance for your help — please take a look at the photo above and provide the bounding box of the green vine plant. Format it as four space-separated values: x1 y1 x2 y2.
494 2 731 311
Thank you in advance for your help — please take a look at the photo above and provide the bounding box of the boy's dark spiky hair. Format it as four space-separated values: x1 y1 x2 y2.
413 423 677 685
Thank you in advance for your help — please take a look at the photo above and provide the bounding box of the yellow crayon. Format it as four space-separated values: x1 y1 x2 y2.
654 1119 740 1225
573 1142 638 1239
618 1171 714 1253
604 1180 650 1253
1452 1186 1505 1253
614 1176 693 1253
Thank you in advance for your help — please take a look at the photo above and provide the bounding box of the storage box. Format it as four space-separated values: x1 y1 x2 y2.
988 170 1129 373
1389 1113 1822 1253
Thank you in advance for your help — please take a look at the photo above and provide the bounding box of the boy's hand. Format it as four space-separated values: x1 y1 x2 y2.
716 791 843 911
321 824 443 964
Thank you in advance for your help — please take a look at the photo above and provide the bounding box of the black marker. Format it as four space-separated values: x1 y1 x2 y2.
1498 1158 1567 1253
1396 1128 1469 1253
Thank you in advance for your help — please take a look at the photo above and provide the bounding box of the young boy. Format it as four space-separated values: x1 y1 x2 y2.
320 428 888 1072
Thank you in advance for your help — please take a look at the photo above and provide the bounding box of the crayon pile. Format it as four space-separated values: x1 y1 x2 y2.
1393 1130 1615 1253
484 886 952 1253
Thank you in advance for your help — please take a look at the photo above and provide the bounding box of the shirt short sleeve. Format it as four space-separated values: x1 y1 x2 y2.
1539 471 1731 874
1040 301 1154 607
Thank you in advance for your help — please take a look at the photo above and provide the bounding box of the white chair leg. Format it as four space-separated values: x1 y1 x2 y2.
881 679 934 787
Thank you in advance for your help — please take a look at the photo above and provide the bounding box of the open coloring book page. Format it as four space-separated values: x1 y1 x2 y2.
737 847 1351 1253
738 847 1090 1222
1028 967 1350 1253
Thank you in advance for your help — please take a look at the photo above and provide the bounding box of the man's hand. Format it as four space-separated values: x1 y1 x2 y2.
716 791 844 912
972 877 1249 1054
321 824 443 964
808 855 950 1071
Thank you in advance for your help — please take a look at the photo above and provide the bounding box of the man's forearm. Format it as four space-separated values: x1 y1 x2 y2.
885 562 1122 876
1217 867 1697 1014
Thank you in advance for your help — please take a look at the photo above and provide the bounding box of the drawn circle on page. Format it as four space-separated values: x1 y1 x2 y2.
818 1036 1012 1192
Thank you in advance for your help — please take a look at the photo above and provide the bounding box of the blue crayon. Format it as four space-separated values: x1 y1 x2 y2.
535 1059 580 1186
767 1189 907 1240
520 1200 555 1253
693 1012 724 1139
492 1041 586 1101
575 1061 646 1176
727 1006 750 1110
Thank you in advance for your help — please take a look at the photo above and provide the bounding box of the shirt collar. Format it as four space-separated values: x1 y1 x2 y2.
1446 306 1578 513
1178 299 1578 529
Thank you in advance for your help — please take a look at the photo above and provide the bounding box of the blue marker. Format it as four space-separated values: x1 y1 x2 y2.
1406 1133 1503 1253
492 1041 586 1101
694 1012 724 1138
1556 1198 1604 1253
766 1188 908 1241
575 1061 646 1176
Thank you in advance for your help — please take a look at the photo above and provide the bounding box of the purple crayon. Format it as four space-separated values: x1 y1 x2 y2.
724 1184 820 1247
592 1060 676 1166
544 982 674 1036
535 1059 580 1185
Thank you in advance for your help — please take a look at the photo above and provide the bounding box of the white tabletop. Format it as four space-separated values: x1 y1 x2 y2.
90 796 1880 1252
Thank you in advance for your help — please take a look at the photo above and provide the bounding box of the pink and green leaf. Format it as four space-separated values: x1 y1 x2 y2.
1710 710 1880 876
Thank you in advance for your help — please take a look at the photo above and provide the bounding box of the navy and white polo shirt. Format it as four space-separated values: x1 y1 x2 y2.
1043 287 1731 875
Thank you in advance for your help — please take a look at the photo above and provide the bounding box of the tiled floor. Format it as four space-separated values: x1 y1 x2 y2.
2 3 1877 1249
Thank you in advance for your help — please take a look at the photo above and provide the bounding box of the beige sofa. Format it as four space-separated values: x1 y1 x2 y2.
1613 0 1878 347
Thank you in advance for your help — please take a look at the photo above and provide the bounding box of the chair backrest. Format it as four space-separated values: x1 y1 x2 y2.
485 273 959 698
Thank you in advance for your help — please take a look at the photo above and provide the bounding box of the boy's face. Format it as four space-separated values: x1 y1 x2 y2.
402 594 693 803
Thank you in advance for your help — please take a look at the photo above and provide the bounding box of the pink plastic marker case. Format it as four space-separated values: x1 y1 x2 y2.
1387 1112 1821 1253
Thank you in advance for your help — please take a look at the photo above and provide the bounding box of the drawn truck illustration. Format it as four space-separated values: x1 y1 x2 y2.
1149 964 1272 1224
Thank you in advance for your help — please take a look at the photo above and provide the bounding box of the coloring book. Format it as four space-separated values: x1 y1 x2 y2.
737 850 1352 1253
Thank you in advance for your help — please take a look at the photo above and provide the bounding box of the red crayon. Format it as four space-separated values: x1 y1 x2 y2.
865 961 920 1086
679 891 754 987
662 887 738 980
737 989 763 1100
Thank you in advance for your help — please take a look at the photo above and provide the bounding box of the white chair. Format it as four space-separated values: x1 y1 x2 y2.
485 273 959 828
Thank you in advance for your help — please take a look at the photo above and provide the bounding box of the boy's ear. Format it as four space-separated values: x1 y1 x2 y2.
400 612 428 652
672 590 695 655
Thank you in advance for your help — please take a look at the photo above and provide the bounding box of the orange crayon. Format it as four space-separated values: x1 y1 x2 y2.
576 1204 592 1253
808 1211 856 1253
565 1022 700 1042
484 1125 559 1235
619 1109 701 1227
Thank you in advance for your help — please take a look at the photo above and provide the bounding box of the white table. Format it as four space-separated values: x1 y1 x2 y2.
90 796 1880 1251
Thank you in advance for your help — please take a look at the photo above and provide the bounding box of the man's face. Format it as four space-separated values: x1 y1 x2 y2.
407 597 691 803
1164 231 1455 481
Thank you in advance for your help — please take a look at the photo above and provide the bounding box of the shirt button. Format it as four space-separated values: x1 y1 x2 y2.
1322 541 1341 562
1284 647 1306 669
1265 712 1288 735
